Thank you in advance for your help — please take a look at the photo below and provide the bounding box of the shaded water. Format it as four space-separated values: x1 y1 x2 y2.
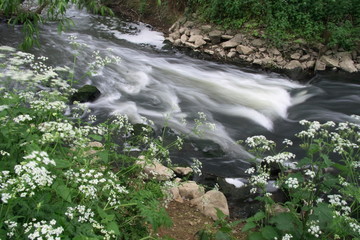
1 8 360 178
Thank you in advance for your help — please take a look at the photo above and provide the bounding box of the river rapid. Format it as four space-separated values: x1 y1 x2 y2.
1 7 360 179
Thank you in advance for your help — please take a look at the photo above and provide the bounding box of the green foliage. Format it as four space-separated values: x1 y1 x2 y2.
188 0 360 49
241 120 360 239
0 0 113 49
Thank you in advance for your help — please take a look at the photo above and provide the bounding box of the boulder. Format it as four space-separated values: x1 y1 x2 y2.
194 38 207 48
174 39 182 47
180 34 188 44
251 39 265 47
169 186 183 203
190 190 229 220
227 51 236 58
178 181 205 200
315 60 326 71
208 30 223 44
284 60 303 70
221 41 238 49
173 167 193 176
290 52 301 60
70 85 101 103
320 55 339 68
236 45 254 55
138 160 175 181
339 58 358 73
190 29 202 36
169 31 181 41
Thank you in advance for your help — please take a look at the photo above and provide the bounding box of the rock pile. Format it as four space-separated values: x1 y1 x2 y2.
167 17 360 73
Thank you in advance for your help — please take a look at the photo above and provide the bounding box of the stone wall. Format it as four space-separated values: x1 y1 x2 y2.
166 16 360 74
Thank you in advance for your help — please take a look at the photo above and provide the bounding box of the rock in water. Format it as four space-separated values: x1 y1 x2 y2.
70 85 101 103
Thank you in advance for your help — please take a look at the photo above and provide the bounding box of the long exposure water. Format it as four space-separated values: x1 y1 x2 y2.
1 7 360 179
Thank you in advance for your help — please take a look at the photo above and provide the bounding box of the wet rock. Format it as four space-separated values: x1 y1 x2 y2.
190 190 229 220
173 167 193 176
221 40 238 49
178 181 205 200
208 30 223 44
320 55 339 68
236 45 254 55
315 60 326 71
251 39 265 47
285 60 303 70
70 85 101 103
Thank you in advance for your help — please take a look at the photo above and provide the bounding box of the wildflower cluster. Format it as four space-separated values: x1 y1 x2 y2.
23 219 64 240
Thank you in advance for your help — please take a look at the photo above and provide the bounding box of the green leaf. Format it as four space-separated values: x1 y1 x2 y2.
249 232 266 240
106 221 120 235
320 154 333 167
253 211 266 221
97 207 115 224
52 180 72 202
97 151 109 163
215 231 232 240
242 221 257 232
89 134 103 141
54 158 72 168
269 213 301 233
260 226 278 240
313 203 333 226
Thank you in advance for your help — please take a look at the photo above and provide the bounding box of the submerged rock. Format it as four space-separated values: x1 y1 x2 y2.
70 85 101 103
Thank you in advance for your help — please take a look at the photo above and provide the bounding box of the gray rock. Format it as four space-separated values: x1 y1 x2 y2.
180 34 188 44
325 50 333 55
285 60 303 70
179 27 186 34
221 35 233 40
315 60 326 71
236 45 254 55
184 42 197 49
190 190 229 220
306 60 316 69
169 21 180 32
231 33 245 44
203 36 211 42
208 30 223 44
227 51 236 58
174 39 182 46
71 85 101 103
268 48 281 55
173 167 193 176
253 59 263 65
183 21 195 28
201 24 212 32
221 41 238 49
169 186 183 203
339 59 358 73
190 28 202 36
251 39 265 47
275 56 284 62
320 55 339 68
188 34 202 43
185 29 191 36
216 49 226 58
169 31 181 41
336 52 352 61
290 52 301 60
356 64 360 71
259 47 267 52
165 37 174 43
204 49 215 55
194 38 207 48
137 160 175 181
300 54 311 61
178 181 205 200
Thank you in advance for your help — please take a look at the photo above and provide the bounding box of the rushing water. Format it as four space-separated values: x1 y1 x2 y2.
1 7 360 178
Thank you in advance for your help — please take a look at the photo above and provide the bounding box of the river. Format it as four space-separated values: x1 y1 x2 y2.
1 7 360 179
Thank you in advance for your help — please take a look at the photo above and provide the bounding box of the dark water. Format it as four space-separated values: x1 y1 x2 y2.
1 8 360 179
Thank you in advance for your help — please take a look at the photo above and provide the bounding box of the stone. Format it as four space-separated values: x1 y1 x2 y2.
190 190 229 220
284 60 303 70
300 54 311 61
179 27 186 34
290 52 301 60
315 60 326 71
356 64 360 71
183 21 194 28
320 55 339 68
227 51 236 58
204 49 215 55
275 56 284 62
169 31 180 40
339 58 358 73
70 85 101 103
236 45 254 55
173 167 193 176
267 204 290 216
180 34 188 44
174 39 182 46
188 34 202 43
190 28 202 36
169 186 183 203
325 50 333 55
306 60 316 69
221 35 233 40
194 38 207 48
268 48 281 55
184 42 197 49
251 39 265 47
165 37 174 43
230 33 245 44
336 51 352 60
221 41 238 49
208 30 223 44
178 181 205 200
203 36 211 42
201 25 212 32
185 29 190 36
139 161 175 181
253 59 263 65
259 47 267 52
169 22 179 32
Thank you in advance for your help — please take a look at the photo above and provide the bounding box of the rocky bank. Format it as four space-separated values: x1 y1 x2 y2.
166 15 360 76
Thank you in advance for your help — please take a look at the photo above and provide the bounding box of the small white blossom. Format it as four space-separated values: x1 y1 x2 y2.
285 177 299 189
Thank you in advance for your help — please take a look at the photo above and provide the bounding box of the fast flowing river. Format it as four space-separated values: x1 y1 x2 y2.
1 7 360 178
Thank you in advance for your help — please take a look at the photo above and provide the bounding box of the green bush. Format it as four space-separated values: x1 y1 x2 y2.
188 0 360 49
